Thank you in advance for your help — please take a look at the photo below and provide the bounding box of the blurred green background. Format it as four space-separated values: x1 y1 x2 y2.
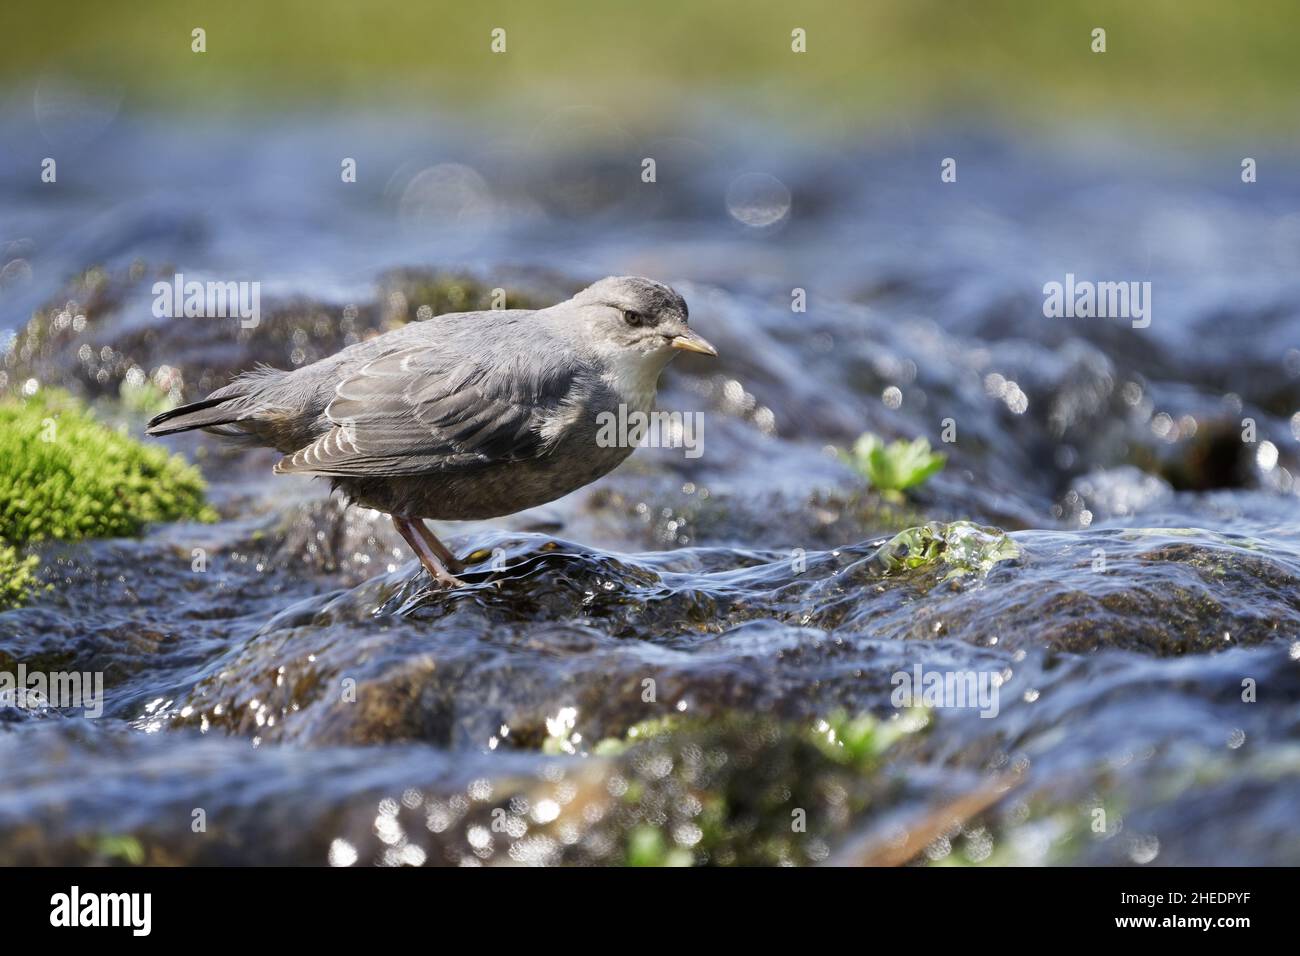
2 0 1297 133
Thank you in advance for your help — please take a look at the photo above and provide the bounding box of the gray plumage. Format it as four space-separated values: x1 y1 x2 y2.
147 277 714 579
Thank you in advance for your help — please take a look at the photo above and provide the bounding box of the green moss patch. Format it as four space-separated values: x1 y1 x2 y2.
0 389 216 608
875 521 1020 580
0 543 40 609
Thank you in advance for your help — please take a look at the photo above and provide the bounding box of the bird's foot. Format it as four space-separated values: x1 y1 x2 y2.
393 515 466 588
415 554 466 589
411 518 468 574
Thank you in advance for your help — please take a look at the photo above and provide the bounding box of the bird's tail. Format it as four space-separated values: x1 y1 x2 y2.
146 365 290 436
145 394 250 435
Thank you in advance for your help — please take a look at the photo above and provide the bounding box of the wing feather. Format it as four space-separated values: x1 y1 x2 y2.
274 341 584 477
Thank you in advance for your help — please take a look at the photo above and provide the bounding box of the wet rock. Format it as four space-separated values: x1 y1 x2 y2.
116 522 1296 764
5 118 1300 865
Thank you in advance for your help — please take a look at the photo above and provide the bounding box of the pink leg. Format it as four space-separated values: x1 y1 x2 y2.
411 519 466 574
392 516 465 588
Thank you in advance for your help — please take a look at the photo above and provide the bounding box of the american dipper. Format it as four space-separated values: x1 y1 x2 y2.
146 276 716 586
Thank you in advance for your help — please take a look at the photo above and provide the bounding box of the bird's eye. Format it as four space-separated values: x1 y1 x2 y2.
622 310 645 327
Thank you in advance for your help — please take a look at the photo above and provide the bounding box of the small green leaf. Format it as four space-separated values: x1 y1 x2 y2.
845 432 946 494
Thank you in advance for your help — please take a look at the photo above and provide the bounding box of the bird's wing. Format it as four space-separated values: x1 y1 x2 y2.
274 340 584 477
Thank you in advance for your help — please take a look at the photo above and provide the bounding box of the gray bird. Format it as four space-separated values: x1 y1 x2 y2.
146 276 716 586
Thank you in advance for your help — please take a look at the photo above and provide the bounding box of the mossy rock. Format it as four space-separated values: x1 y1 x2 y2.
580 710 928 866
874 521 1020 579
0 543 40 610
0 389 216 608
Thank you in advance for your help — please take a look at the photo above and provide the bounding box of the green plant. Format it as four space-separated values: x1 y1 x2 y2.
626 825 694 867
0 543 41 609
592 716 677 756
90 834 147 865
875 521 1020 580
810 708 929 767
0 389 216 608
846 433 945 499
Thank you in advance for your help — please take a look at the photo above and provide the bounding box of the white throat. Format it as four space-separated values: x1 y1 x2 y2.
599 348 670 409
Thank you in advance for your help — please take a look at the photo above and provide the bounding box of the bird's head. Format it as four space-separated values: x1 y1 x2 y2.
560 276 717 374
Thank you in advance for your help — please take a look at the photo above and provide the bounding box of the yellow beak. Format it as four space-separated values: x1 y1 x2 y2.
670 330 718 357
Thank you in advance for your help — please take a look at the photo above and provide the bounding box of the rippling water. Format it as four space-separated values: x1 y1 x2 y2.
2 108 1299 865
